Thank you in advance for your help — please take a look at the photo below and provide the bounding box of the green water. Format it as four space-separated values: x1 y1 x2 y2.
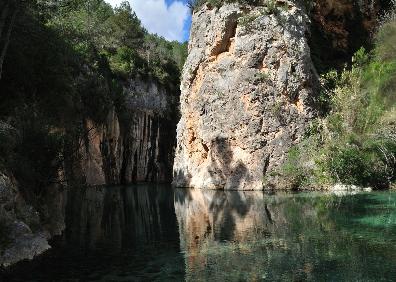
2 186 396 281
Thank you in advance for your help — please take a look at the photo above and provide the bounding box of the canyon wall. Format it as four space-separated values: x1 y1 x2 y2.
0 78 179 267
70 78 179 186
173 2 317 190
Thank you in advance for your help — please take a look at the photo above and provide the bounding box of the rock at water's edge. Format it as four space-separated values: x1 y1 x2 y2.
173 2 317 190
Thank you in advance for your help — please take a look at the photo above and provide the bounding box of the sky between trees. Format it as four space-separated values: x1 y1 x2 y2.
105 0 192 42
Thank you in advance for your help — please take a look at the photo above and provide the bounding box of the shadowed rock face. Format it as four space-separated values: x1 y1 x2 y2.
0 172 65 267
173 2 317 190
310 0 392 71
69 78 179 186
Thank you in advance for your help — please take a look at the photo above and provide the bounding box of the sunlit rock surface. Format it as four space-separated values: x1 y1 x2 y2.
173 2 317 190
173 0 390 190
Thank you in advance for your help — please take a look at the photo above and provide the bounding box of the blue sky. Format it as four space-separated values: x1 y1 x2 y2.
105 0 192 42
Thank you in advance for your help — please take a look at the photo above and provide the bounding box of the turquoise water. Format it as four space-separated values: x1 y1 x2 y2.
2 185 396 281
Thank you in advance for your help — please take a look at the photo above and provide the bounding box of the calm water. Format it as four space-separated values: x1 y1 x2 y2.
2 185 396 281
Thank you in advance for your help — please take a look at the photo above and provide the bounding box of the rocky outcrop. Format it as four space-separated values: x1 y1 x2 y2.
0 122 66 268
70 78 179 186
0 172 50 267
173 2 317 190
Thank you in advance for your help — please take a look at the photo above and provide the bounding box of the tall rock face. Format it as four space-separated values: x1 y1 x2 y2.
70 78 179 186
173 2 317 190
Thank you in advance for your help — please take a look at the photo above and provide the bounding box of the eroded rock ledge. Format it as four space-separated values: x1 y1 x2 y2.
173 2 317 190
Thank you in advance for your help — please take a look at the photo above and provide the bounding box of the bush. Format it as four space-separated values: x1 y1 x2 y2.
280 14 396 190
326 138 395 188
10 121 65 195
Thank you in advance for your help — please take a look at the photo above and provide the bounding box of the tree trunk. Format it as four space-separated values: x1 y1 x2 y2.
0 2 17 80
0 0 10 39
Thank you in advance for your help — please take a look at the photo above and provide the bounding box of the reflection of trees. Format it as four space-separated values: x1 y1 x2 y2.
175 190 396 281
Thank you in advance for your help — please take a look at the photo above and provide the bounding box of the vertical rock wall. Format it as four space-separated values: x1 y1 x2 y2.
173 2 317 190
74 78 179 186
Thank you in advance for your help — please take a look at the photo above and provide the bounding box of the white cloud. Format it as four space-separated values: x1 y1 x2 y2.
105 0 124 7
105 0 190 42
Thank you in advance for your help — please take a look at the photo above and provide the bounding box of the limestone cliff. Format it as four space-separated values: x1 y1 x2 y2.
0 172 66 267
69 78 179 186
173 2 317 190
173 0 390 190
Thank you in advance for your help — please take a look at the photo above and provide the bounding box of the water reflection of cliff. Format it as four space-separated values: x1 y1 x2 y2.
66 184 178 251
175 189 396 282
1 185 184 281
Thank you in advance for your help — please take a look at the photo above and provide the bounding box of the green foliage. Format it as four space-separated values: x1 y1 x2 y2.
187 0 312 12
325 137 395 188
281 147 308 189
317 70 338 115
280 16 396 189
264 0 277 14
270 100 285 123
253 71 269 83
187 0 265 11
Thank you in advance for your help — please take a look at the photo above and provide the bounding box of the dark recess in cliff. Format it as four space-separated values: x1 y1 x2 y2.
309 0 393 73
